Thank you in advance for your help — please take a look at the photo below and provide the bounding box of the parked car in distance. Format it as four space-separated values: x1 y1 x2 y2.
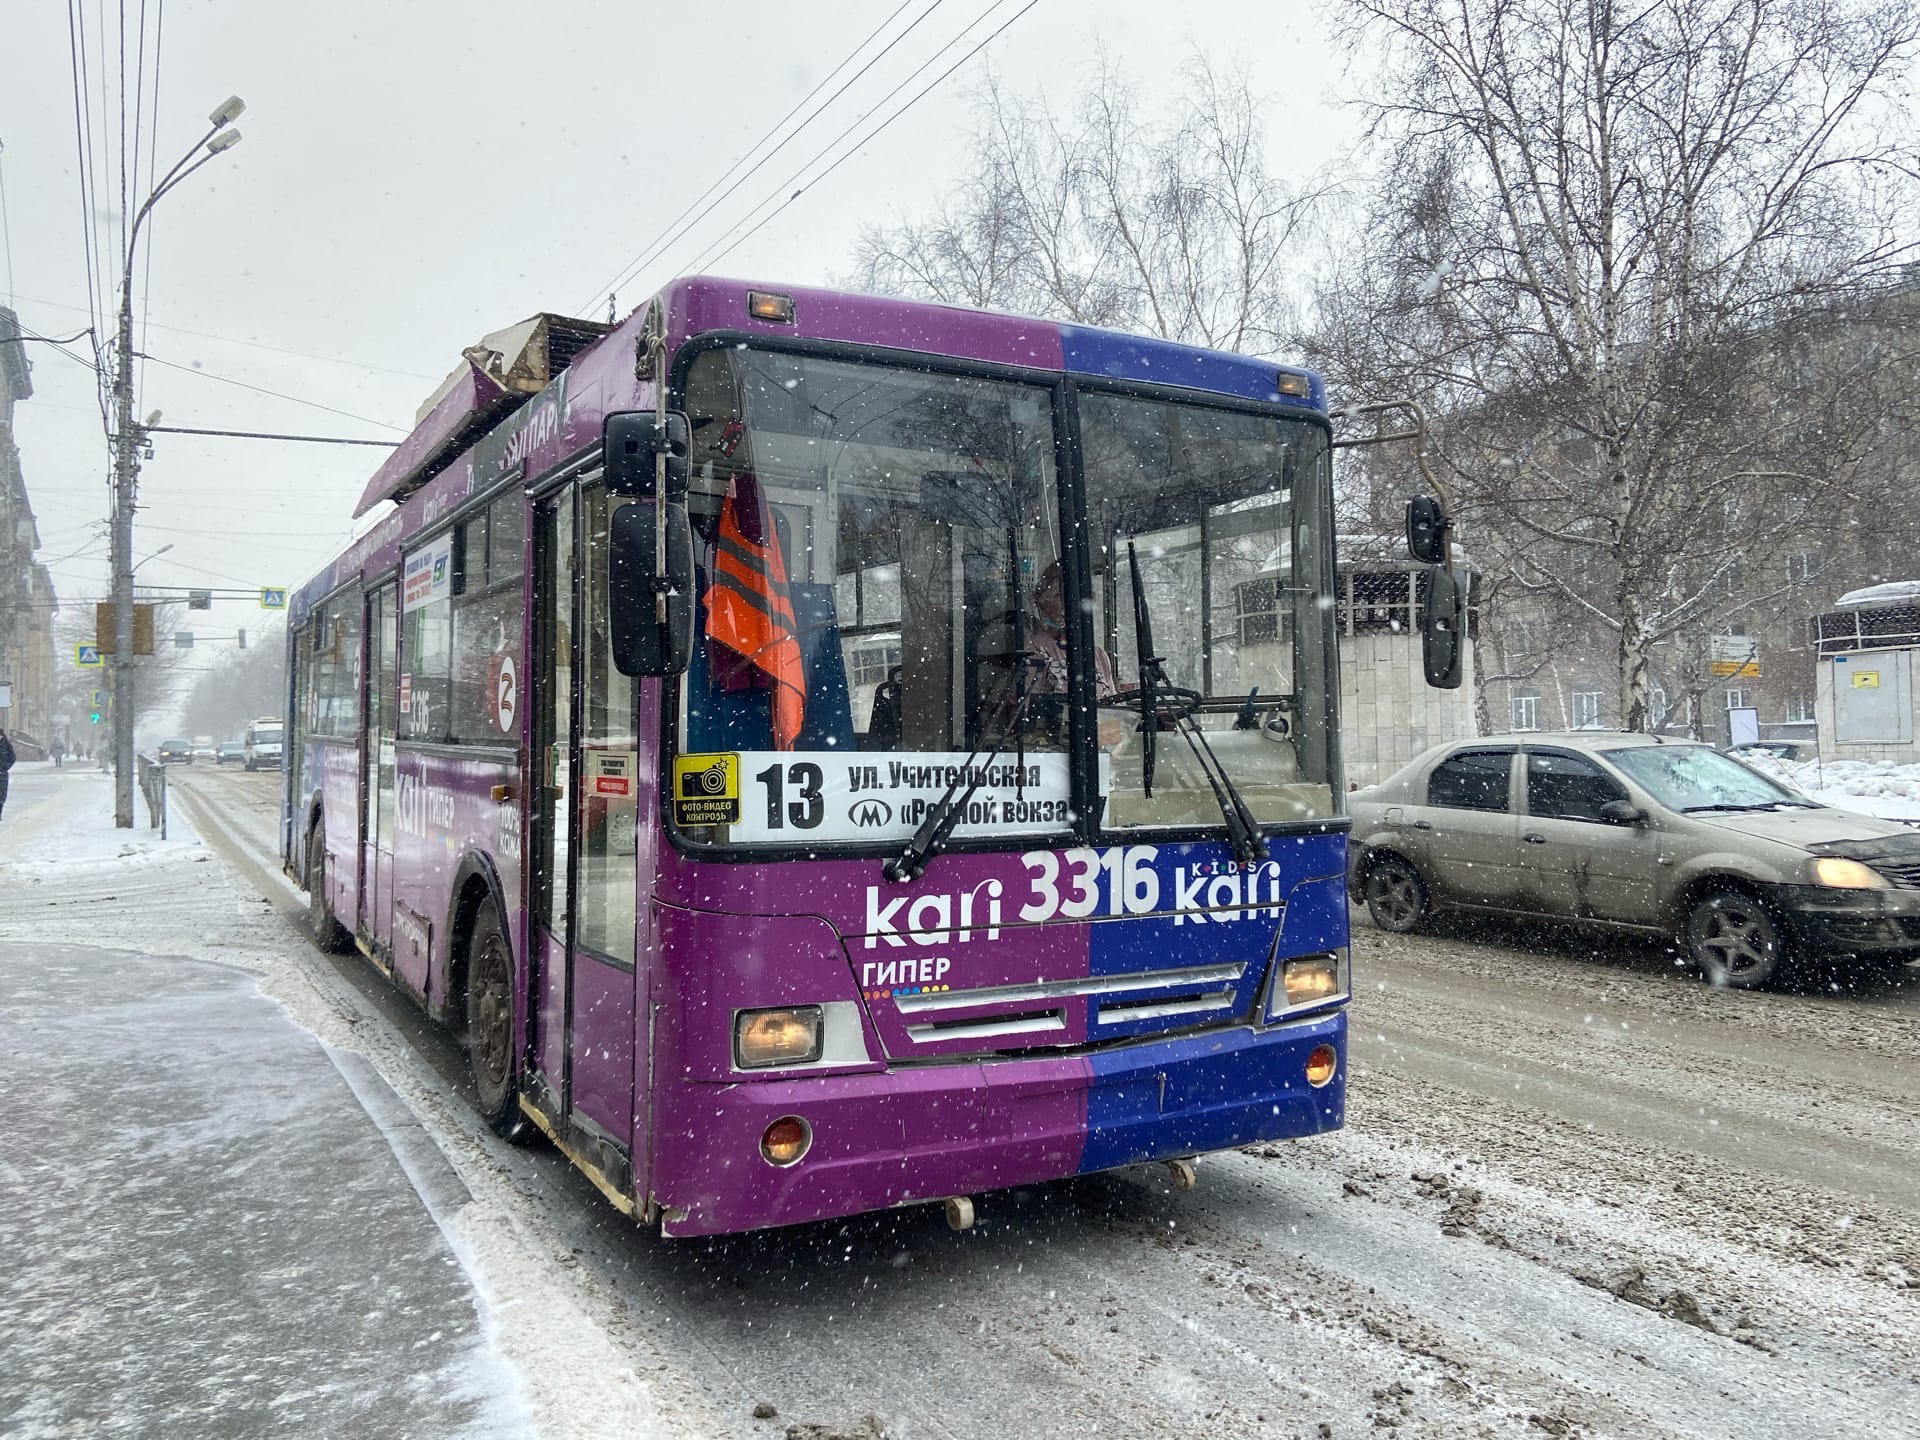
215 741 246 765
243 717 284 772
1730 741 1816 763
157 738 195 764
1347 732 1920 989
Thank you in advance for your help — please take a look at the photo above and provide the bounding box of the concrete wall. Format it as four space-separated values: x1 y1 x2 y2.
1340 629 1479 789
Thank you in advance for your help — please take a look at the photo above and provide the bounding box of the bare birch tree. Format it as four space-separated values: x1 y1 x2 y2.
853 56 1332 354
1313 0 1920 728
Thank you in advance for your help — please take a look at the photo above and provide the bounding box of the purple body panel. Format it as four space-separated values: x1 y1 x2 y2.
351 363 511 518
289 275 1348 1238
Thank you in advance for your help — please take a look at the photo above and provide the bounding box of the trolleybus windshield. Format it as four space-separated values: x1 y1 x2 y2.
669 342 1335 852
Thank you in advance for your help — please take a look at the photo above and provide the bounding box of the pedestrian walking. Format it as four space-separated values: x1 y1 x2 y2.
0 727 15 820
50 735 65 769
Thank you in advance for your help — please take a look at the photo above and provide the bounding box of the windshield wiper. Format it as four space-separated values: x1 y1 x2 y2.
1127 541 1268 866
886 526 1040 884
884 656 1045 883
1681 801 1795 813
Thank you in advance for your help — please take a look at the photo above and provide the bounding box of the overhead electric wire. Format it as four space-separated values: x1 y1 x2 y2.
136 353 408 431
136 0 164 408
0 140 15 306
15 290 439 379
690 0 1037 276
66 4 104 358
581 0 940 313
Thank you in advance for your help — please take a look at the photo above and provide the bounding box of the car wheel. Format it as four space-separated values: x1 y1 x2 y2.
1365 855 1430 933
465 899 526 1140
1687 888 1788 990
305 819 351 954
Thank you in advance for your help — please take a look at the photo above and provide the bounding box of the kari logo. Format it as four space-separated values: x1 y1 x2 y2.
848 798 892 828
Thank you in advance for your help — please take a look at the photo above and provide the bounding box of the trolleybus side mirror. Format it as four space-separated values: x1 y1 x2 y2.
605 411 690 498
609 497 694 676
1406 495 1449 566
1420 566 1465 689
604 410 695 676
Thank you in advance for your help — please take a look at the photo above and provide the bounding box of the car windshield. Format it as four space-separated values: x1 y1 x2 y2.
1604 745 1805 812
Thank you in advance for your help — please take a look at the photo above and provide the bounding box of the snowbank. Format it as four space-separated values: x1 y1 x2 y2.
1732 749 1920 824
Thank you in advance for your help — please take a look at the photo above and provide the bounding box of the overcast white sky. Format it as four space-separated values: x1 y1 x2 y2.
1 1 1353 645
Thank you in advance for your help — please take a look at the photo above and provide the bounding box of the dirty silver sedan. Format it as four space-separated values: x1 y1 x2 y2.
1346 732 1920 988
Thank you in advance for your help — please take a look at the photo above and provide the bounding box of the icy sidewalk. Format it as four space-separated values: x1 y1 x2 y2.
0 764 533 1439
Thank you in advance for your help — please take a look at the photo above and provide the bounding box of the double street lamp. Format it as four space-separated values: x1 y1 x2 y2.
109 97 244 827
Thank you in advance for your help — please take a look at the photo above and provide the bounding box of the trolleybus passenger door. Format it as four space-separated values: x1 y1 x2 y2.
530 489 576 1104
530 481 647 1195
361 582 398 957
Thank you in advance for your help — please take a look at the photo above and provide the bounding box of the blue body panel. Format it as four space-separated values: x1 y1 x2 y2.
1059 324 1328 412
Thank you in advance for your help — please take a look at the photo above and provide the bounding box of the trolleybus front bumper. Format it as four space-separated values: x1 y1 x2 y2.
651 1008 1345 1237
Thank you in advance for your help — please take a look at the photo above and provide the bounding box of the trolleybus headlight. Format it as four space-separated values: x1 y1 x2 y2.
1305 1044 1339 1088
1283 954 1344 1008
734 1006 824 1068
761 1116 812 1167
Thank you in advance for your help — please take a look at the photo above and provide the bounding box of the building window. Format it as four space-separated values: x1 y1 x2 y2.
846 639 902 690
1232 578 1281 646
1725 687 1750 710
1649 685 1669 726
1511 693 1540 731
1787 551 1822 585
1786 692 1814 723
1570 690 1603 729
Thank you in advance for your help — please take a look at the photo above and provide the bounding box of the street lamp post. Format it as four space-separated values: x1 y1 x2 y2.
110 97 244 826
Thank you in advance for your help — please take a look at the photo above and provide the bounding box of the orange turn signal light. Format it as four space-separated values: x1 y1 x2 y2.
1305 1043 1338 1088
761 1115 812 1167
748 290 796 323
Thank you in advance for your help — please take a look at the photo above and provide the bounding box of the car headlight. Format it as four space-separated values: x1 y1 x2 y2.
733 1006 824 1068
1810 857 1889 890
1270 950 1349 1019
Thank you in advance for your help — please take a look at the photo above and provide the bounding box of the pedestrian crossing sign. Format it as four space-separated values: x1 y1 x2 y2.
75 644 103 667
260 587 287 610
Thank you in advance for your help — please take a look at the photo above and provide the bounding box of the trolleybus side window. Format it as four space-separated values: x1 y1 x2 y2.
450 500 524 744
309 591 361 738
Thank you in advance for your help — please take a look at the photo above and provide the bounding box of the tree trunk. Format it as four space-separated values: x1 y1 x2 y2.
1618 612 1652 733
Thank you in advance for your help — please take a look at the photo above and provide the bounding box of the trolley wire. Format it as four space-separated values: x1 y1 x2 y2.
580 0 939 315
690 0 1037 277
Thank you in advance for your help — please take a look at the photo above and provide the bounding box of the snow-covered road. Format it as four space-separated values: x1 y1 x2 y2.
8 760 1917 1440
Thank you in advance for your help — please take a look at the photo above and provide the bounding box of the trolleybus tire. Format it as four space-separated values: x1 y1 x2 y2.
464 899 525 1139
305 818 351 954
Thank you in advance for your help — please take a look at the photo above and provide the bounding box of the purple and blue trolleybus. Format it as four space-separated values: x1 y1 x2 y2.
286 276 1422 1237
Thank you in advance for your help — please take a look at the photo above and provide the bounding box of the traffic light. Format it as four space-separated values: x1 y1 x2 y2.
237 628 247 650
89 711 101 724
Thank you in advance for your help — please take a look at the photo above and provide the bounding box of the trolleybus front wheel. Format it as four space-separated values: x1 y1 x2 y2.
465 900 524 1139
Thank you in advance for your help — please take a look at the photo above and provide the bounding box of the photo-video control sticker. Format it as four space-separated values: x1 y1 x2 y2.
672 752 741 826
